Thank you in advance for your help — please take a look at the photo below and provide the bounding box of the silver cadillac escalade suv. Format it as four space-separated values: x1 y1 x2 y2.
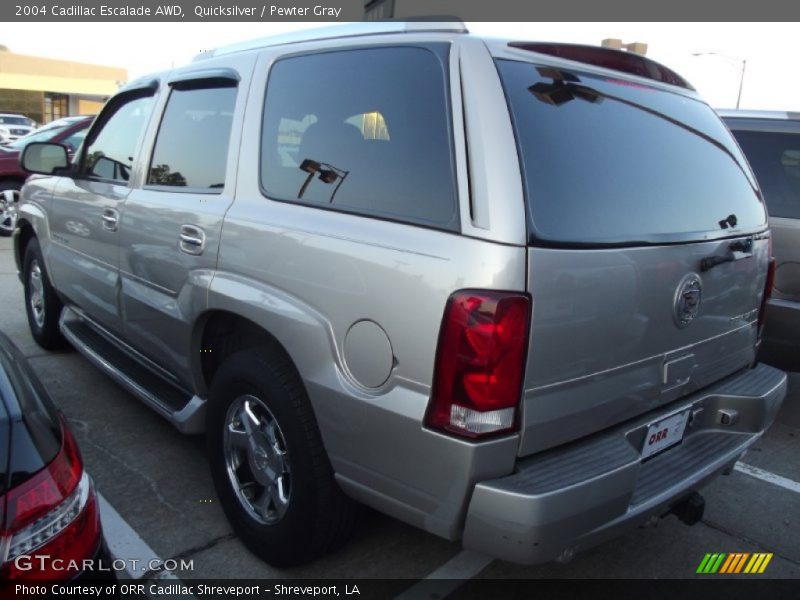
13 22 786 567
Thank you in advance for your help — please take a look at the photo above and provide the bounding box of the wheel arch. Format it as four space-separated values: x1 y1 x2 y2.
14 217 36 277
192 310 306 398
0 176 25 189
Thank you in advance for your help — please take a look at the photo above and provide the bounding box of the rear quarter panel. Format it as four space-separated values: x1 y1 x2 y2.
207 38 529 537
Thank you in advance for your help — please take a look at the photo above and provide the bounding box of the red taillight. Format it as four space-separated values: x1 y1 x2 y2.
758 237 776 338
0 419 102 580
425 290 531 439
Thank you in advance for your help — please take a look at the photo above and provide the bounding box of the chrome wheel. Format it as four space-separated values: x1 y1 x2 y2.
224 394 291 525
0 188 20 234
28 259 45 329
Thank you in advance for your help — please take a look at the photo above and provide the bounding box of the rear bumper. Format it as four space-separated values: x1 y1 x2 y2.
462 363 786 565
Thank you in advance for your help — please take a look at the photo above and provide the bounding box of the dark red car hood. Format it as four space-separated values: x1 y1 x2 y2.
0 148 25 179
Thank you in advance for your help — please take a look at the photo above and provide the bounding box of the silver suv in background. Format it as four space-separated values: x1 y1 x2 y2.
14 23 785 567
720 110 800 371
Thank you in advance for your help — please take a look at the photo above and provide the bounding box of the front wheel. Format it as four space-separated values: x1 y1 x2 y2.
207 348 355 567
23 238 67 349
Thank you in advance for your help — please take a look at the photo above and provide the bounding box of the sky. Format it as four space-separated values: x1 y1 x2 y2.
2 22 798 111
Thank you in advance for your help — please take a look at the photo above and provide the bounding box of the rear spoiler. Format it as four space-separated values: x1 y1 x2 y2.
508 42 694 90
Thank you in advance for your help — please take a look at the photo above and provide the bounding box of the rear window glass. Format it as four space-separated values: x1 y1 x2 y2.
0 341 61 493
729 130 800 219
496 59 766 245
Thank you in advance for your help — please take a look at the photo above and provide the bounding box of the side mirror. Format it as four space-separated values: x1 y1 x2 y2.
20 142 69 175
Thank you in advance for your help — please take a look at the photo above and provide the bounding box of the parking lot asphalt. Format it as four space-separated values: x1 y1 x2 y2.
1 236 798 589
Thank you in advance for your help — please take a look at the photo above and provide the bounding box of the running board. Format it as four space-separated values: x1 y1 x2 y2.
59 307 206 434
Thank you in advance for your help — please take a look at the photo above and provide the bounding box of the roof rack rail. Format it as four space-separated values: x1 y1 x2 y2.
508 42 694 90
194 20 469 61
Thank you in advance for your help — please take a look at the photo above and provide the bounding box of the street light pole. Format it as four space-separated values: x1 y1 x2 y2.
735 59 747 109
691 52 747 109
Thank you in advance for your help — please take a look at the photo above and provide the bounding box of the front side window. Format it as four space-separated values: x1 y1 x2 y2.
147 84 237 190
261 46 458 230
83 94 154 184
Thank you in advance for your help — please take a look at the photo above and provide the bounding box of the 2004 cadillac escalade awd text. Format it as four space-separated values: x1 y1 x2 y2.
13 22 786 567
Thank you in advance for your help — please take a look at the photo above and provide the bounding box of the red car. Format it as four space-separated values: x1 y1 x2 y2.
0 330 114 583
0 116 93 236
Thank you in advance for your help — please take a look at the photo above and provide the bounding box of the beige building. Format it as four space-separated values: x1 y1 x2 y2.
0 46 126 124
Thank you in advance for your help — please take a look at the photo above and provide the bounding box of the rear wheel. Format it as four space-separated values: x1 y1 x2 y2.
0 181 22 236
207 347 355 567
23 238 67 349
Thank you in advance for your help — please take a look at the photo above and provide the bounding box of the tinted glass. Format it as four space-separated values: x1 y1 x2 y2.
730 129 800 219
4 124 71 151
0 336 61 492
496 59 766 245
62 129 87 153
0 383 8 495
261 46 457 230
0 116 28 126
148 85 237 190
84 95 154 183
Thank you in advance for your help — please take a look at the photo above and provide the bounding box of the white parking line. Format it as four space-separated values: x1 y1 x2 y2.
97 492 185 582
395 550 493 599
735 462 800 494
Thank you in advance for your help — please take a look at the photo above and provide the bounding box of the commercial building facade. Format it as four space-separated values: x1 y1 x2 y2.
0 46 126 124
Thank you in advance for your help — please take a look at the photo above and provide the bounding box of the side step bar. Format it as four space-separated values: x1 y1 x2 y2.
59 306 206 434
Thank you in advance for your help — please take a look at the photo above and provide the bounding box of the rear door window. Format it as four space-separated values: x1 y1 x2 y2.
496 59 767 245
147 83 237 191
729 130 800 219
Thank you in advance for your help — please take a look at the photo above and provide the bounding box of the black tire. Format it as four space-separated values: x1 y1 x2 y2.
207 347 355 567
23 238 68 349
0 180 22 237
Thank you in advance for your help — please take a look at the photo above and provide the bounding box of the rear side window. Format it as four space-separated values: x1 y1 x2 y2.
496 59 767 245
260 46 458 230
729 130 800 219
148 84 237 191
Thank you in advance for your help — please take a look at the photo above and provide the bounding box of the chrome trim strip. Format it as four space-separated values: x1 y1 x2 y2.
525 321 756 393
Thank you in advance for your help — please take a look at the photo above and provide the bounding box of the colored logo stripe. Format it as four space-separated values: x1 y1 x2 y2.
697 553 726 573
744 553 774 574
720 553 749 573
734 553 750 573
697 552 773 574
719 554 739 573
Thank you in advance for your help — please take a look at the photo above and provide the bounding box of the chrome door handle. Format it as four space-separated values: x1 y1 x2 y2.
102 208 119 232
180 224 206 255
180 233 204 246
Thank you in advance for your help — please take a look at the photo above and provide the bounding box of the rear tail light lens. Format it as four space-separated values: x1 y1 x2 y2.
758 236 776 338
0 419 102 580
425 290 531 439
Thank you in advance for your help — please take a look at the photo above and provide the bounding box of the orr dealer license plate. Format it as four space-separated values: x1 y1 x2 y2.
641 409 689 460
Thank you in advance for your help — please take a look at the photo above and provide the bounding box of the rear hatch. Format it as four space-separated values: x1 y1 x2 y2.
494 49 770 456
